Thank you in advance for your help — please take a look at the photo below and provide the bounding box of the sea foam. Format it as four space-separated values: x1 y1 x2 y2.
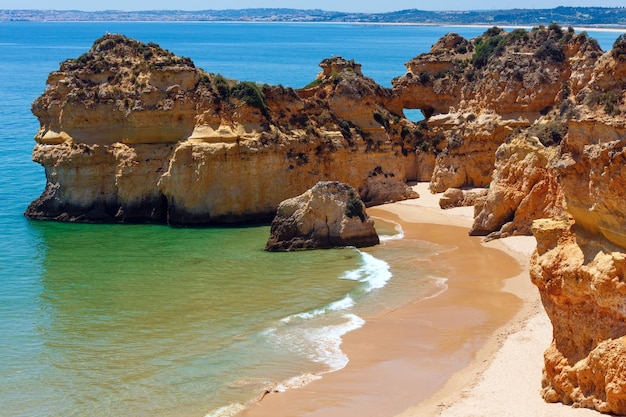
340 250 392 292
280 294 355 324
267 250 389 373
266 313 365 372
204 403 246 417
379 219 405 241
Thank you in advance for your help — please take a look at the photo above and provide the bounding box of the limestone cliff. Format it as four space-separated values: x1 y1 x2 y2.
392 26 601 193
27 28 601 226
392 27 626 413
529 34 626 414
26 35 423 224
470 131 565 239
265 181 379 251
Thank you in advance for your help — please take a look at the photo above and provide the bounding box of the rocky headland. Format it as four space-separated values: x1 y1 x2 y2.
26 27 626 414
26 35 421 224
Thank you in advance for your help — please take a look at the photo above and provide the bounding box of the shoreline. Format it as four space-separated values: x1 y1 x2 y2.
4 19 626 31
392 186 600 417
237 183 594 417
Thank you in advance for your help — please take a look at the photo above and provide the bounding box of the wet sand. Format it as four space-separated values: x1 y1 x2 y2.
238 184 545 417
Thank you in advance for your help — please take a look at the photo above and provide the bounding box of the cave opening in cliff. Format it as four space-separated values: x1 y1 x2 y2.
403 108 426 122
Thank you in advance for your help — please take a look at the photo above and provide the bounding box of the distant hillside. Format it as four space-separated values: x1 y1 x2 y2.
2 7 626 27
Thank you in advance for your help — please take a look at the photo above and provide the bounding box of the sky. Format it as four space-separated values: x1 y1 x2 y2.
0 1 623 13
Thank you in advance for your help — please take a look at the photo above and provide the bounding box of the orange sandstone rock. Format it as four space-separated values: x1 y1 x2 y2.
265 181 379 251
470 133 565 238
26 35 425 224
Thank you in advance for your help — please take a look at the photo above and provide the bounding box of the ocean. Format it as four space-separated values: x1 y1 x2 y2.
0 22 620 417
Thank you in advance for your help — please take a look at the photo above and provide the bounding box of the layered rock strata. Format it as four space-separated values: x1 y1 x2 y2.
529 34 626 414
392 26 601 195
265 181 379 251
26 35 423 224
470 133 565 239
27 28 602 228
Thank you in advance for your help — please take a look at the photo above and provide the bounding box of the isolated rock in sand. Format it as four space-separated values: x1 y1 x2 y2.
265 181 379 251
360 167 419 207
438 187 487 209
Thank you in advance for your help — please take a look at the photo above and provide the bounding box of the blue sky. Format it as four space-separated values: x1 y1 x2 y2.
0 1 622 13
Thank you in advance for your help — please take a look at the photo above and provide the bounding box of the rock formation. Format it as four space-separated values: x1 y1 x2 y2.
26 27 600 227
265 181 379 251
438 187 488 210
529 34 626 414
391 26 601 195
360 166 420 207
470 132 565 239
26 35 424 224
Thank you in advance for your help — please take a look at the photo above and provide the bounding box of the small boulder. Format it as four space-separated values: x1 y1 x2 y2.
360 167 419 207
439 187 488 209
265 181 379 251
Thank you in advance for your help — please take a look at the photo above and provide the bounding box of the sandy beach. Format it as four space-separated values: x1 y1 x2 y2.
238 184 601 417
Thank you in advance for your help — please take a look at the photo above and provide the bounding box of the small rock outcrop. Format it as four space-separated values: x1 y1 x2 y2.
359 167 419 207
438 187 488 210
265 182 379 251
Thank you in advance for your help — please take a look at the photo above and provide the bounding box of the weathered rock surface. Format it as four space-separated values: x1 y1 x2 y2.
26 28 603 227
531 219 626 415
27 28 604 226
470 133 565 239
529 33 626 414
265 181 379 251
26 35 426 224
438 187 488 210
392 25 601 193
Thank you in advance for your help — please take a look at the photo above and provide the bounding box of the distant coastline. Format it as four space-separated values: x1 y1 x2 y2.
2 7 626 28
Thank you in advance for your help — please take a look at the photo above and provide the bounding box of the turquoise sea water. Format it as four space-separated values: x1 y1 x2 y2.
0 22 621 417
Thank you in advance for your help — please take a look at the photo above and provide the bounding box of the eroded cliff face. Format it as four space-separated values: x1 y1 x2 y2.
470 131 565 239
396 27 626 413
27 28 603 226
392 26 601 193
529 36 626 414
26 35 423 224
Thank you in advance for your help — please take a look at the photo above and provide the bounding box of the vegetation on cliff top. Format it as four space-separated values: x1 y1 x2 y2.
63 33 195 72
470 23 588 69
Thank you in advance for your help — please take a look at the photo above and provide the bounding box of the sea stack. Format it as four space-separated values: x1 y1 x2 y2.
265 181 379 251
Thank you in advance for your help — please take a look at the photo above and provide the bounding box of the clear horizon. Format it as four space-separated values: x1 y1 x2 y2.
0 1 623 13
